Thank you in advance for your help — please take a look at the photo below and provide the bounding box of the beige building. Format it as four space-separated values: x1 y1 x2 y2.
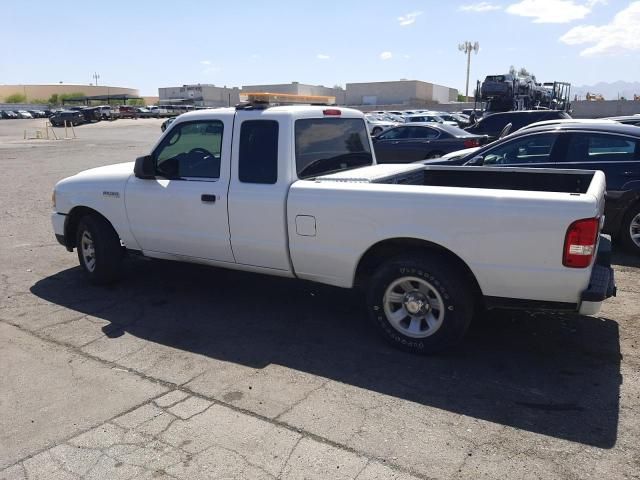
242 82 346 105
346 80 458 107
159 84 241 107
0 84 138 102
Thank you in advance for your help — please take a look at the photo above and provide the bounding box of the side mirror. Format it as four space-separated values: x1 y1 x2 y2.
134 155 155 179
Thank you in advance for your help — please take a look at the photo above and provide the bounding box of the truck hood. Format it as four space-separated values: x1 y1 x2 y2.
69 161 135 182
314 163 423 184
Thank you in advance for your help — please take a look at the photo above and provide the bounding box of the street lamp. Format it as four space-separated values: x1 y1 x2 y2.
458 41 479 101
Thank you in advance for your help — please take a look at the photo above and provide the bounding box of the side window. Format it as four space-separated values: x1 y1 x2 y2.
564 133 639 162
154 120 223 179
480 134 557 165
239 120 279 184
379 127 408 140
405 127 438 139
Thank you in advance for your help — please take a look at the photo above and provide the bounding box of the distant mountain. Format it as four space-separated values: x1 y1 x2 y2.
572 81 640 100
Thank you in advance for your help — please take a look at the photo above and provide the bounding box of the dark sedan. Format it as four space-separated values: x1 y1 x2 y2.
465 110 571 142
372 123 486 163
603 115 640 127
458 123 640 254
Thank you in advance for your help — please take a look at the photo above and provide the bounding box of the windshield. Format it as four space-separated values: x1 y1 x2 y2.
295 118 373 179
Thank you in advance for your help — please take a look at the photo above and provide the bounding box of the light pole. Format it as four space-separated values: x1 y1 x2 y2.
92 72 100 86
458 41 479 101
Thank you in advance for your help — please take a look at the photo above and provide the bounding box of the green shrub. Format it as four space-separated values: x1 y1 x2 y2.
4 93 27 103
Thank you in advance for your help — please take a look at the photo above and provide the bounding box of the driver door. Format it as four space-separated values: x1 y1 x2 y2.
125 118 235 263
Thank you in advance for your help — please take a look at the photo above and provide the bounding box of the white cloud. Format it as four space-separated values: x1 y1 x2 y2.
379 51 393 60
506 0 605 23
459 2 502 12
560 1 640 56
200 60 211 65
397 11 423 26
316 53 331 60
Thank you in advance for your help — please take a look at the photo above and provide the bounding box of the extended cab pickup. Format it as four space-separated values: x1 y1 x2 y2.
51 105 616 353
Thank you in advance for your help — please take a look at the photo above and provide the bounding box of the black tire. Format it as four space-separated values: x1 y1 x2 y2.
620 203 640 255
75 214 124 284
366 253 475 354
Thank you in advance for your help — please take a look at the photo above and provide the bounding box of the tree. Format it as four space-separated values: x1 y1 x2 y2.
48 94 59 105
30 98 48 105
4 93 27 103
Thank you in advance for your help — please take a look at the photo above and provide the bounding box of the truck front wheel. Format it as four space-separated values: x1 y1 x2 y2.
75 214 124 284
366 254 474 354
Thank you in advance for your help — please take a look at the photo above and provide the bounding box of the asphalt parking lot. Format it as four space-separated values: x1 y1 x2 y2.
0 117 639 480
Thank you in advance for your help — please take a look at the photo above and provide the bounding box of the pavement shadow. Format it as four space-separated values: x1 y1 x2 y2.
31 258 622 448
611 250 640 268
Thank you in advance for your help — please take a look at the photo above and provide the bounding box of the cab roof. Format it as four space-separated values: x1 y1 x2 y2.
172 105 365 121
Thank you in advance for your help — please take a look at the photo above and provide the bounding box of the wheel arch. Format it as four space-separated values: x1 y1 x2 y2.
63 206 119 250
354 237 483 299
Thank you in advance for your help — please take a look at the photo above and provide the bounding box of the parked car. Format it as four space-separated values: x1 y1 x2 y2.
603 116 640 127
51 105 615 354
16 110 34 119
518 119 618 132
460 123 640 254
28 110 47 118
372 123 487 162
1 110 17 119
465 110 571 142
49 110 85 127
118 106 138 119
481 74 517 99
364 114 397 135
433 112 469 128
96 106 112 120
405 114 447 125
136 107 153 118
79 107 101 123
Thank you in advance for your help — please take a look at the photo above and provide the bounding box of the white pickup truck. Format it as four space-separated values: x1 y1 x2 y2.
51 105 616 353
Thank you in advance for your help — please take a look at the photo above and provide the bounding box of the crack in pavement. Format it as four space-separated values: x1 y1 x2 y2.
0 318 435 480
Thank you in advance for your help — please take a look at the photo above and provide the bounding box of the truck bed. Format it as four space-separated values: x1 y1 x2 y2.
376 166 594 194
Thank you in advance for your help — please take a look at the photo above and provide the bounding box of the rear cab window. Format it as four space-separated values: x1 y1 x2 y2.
239 120 279 184
295 118 373 179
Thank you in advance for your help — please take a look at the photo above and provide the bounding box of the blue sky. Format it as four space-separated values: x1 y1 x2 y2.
2 0 639 95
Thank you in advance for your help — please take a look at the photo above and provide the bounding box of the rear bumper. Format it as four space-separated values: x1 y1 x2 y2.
578 235 617 315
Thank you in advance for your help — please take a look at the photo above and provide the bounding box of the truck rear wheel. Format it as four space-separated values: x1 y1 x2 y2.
75 214 124 284
366 253 474 354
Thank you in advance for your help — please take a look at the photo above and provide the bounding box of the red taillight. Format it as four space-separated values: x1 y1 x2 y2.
323 109 341 116
463 138 479 148
563 218 599 268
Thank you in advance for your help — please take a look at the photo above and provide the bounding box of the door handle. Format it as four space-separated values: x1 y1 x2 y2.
623 171 637 177
201 194 216 203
